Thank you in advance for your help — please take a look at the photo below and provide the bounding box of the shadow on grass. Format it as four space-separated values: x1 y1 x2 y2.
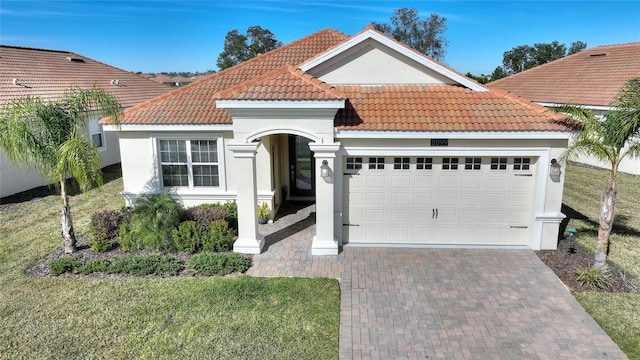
560 203 640 243
0 163 122 205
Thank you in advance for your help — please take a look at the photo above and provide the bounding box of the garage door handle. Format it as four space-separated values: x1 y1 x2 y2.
343 224 359 227
435 208 438 218
432 208 435 218
514 174 532 177
510 226 528 229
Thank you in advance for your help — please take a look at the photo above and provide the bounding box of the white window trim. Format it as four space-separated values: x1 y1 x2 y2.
88 117 106 152
151 133 227 194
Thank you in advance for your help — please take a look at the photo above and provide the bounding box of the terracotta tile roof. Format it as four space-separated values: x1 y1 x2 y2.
488 42 640 107
106 26 572 133
111 29 349 124
214 65 345 101
0 45 172 108
335 85 571 132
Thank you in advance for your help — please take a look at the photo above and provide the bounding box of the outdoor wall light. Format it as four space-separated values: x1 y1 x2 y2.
550 159 562 182
320 160 331 178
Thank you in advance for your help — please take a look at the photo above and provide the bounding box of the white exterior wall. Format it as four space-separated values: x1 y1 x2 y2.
117 130 237 207
310 39 454 85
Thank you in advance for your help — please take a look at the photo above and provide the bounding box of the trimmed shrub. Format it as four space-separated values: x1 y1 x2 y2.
49 257 81 276
184 207 226 230
185 202 238 232
187 253 252 276
203 219 236 252
77 259 110 275
90 209 124 252
108 254 183 276
172 220 207 253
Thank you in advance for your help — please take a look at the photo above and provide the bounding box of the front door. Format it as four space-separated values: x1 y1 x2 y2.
289 135 315 197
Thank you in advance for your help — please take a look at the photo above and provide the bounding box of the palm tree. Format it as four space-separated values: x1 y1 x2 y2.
557 77 640 268
0 85 121 253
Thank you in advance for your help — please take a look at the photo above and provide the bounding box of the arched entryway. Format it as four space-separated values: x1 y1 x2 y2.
228 127 340 255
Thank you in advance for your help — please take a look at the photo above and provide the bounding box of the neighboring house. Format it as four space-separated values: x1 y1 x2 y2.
102 26 573 255
149 74 204 87
488 42 640 175
0 45 172 198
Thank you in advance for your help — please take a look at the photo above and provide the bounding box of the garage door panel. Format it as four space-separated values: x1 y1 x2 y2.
459 210 480 224
392 175 411 187
365 209 385 222
391 193 411 205
460 194 481 206
366 175 386 187
391 209 410 222
343 156 535 246
437 193 458 206
414 175 435 188
366 192 385 205
487 193 508 206
413 192 435 205
462 176 482 189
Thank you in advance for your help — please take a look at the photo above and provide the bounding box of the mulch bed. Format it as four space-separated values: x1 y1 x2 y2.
25 235 245 279
537 239 640 292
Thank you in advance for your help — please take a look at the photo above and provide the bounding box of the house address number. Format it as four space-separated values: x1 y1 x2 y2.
431 139 449 147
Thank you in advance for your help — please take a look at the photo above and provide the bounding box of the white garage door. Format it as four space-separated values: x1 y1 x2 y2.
343 156 536 246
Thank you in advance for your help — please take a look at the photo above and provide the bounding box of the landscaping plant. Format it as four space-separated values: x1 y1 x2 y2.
0 85 121 253
557 77 640 268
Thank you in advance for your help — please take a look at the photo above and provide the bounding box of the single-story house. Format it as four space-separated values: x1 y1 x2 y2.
102 26 573 255
488 42 640 175
0 45 172 198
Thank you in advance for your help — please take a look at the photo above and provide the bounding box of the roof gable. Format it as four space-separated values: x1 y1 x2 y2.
300 27 486 91
0 45 172 108
488 42 640 107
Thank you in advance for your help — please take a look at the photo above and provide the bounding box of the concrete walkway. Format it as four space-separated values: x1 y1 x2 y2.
247 203 627 360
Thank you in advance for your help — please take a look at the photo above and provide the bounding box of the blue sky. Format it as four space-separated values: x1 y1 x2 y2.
1 1 639 75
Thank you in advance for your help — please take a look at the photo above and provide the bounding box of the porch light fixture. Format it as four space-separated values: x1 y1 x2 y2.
320 160 331 178
550 159 562 182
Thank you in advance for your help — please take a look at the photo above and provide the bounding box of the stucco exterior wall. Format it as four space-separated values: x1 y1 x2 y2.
310 39 453 85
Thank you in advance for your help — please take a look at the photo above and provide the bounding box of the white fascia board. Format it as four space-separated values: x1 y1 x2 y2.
102 124 233 132
334 130 572 140
341 146 551 157
300 30 487 92
215 99 345 109
536 102 615 112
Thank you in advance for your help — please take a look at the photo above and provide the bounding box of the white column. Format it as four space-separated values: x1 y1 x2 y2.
227 143 264 254
309 142 341 255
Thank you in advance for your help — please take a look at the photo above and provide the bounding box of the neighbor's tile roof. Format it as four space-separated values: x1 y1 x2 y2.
488 42 640 107
112 29 350 125
335 85 570 132
213 65 345 101
0 45 172 108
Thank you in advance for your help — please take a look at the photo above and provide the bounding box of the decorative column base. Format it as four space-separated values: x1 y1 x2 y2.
311 236 338 255
233 235 265 254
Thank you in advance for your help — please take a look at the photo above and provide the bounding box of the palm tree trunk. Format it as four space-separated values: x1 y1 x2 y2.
60 177 76 254
595 174 617 268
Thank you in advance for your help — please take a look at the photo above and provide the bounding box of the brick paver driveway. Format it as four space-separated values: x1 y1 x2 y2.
247 204 627 359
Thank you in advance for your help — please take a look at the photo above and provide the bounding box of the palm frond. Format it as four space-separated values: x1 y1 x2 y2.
55 130 103 192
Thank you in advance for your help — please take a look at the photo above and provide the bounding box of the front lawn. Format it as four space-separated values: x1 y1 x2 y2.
0 169 340 359
562 163 640 359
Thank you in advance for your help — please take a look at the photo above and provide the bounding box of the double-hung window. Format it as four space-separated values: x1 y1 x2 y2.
159 139 219 188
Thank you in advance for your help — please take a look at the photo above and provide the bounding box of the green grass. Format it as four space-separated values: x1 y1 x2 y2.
563 163 640 359
0 169 340 359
